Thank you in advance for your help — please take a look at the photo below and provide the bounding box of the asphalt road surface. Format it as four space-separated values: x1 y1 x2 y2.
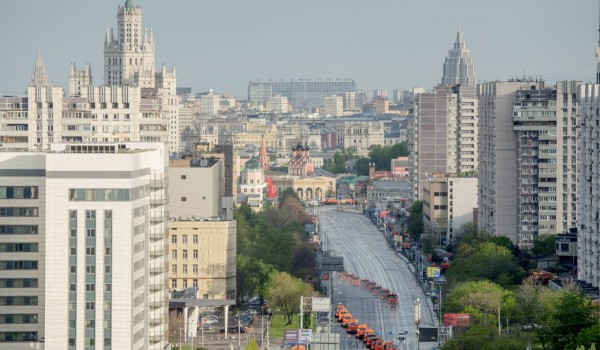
319 206 438 350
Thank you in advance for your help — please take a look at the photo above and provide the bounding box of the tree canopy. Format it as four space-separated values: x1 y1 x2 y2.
266 271 316 325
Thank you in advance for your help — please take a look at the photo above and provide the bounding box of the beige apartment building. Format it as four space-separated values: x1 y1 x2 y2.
167 220 236 299
422 174 477 245
167 147 237 299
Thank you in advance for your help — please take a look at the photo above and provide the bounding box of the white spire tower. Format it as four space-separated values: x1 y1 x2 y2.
30 51 50 87
441 26 475 85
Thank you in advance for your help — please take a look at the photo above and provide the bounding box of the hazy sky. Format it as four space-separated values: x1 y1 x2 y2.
0 0 597 98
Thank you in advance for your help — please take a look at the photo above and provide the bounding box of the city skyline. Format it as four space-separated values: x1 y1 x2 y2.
0 0 598 98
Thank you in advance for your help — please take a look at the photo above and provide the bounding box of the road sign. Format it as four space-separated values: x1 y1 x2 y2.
320 256 344 272
418 327 438 342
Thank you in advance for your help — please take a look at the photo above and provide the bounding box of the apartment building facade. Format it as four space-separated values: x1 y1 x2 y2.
0 142 169 350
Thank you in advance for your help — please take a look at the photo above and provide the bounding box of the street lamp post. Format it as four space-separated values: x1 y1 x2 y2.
415 298 421 350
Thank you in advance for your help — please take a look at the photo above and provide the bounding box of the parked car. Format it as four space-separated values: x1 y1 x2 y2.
201 315 219 325
220 326 246 334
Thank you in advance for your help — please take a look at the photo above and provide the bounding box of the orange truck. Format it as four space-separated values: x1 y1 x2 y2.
355 324 368 338
387 293 398 305
341 314 354 327
347 321 359 334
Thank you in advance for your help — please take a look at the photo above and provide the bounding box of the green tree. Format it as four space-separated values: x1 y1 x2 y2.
445 241 525 289
266 271 316 325
531 234 556 257
576 324 600 350
290 244 317 282
355 157 370 176
407 200 424 241
537 289 596 350
236 255 273 302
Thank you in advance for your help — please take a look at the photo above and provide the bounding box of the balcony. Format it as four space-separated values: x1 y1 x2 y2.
150 196 168 205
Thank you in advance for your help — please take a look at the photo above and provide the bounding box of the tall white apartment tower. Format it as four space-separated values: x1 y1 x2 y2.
577 4 600 289
0 142 169 349
441 27 475 86
477 80 544 244
411 84 477 200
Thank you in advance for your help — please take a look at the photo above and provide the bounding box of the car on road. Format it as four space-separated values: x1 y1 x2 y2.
219 326 246 334
200 315 219 325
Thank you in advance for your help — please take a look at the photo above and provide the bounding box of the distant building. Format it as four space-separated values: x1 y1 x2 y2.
239 158 268 211
441 27 475 85
324 95 344 116
391 157 411 178
422 174 477 245
373 89 388 99
266 95 290 113
248 79 356 111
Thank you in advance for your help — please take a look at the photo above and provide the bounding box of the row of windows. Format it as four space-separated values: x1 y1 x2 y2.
0 207 38 217
0 332 38 342
171 279 199 289
0 243 38 252
0 314 38 324
171 234 199 244
0 279 38 288
70 247 111 256
0 225 39 235
171 249 198 259
0 261 38 270
0 296 38 306
68 186 149 203
68 337 111 347
171 264 200 274
0 186 38 199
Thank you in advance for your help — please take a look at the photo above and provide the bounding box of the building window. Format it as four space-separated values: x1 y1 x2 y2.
70 265 76 274
171 265 177 274
85 284 95 292
70 248 77 255
181 197 187 202
105 247 111 255
105 266 111 274
193 250 198 259
171 235 177 244
193 235 198 244
86 265 95 274
182 280 188 288
171 280 177 289
181 175 186 180
86 247 95 256
85 302 94 310
193 264 198 273
193 279 198 288
171 250 177 259
182 264 187 274
69 284 76 292
182 235 187 244
182 250 188 259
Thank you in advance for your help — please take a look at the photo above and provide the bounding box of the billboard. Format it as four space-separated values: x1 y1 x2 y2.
443 313 471 327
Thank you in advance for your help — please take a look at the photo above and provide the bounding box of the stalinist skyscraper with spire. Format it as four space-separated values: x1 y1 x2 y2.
104 0 161 87
441 27 475 85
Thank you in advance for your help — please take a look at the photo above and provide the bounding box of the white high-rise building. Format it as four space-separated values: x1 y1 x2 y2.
411 84 478 200
477 80 545 243
577 83 600 287
441 27 475 86
266 95 290 113
0 142 169 350
324 95 343 116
